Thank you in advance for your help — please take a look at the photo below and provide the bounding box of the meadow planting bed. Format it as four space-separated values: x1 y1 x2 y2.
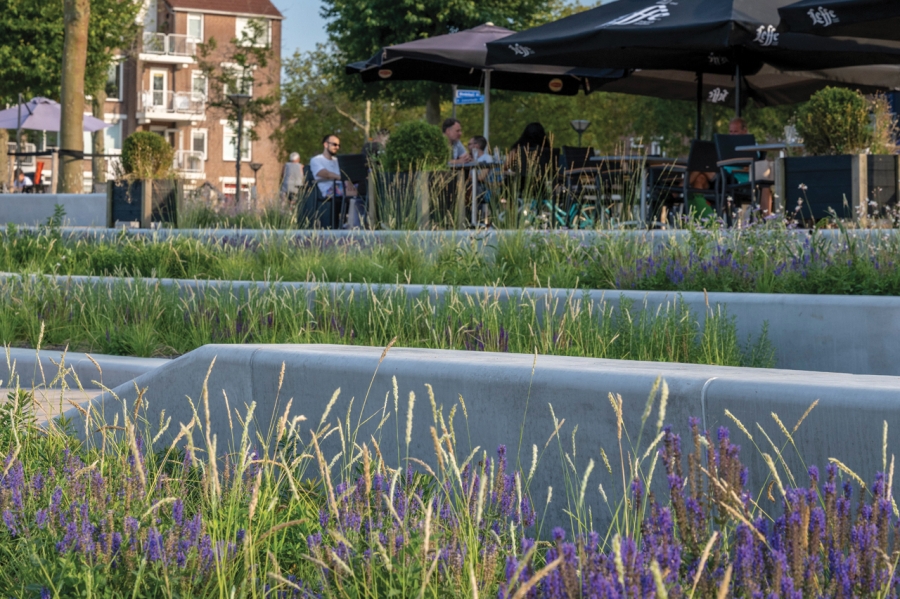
1 348 899 597
6 225 900 295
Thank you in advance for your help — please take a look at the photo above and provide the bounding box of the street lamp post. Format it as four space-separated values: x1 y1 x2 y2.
227 93 252 205
249 162 262 208
570 119 591 147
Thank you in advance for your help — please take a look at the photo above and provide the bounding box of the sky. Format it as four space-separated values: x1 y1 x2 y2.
275 0 330 61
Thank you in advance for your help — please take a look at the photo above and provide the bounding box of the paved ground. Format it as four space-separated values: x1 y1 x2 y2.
0 387 102 423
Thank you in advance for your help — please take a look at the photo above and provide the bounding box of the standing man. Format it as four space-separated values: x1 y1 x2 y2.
280 152 305 204
443 118 471 166
310 134 363 228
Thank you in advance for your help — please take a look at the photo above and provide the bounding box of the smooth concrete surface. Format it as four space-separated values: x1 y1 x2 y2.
0 387 100 424
0 194 107 227
5 272 900 377
1 347 169 391
70 344 900 530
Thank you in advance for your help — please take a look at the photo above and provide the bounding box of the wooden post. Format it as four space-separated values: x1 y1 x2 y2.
140 180 153 229
415 172 430 229
50 150 59 194
774 157 786 215
850 154 867 219
367 170 376 230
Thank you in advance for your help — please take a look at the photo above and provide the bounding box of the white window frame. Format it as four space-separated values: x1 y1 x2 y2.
235 17 271 47
222 122 252 162
186 13 204 41
220 62 254 97
191 128 208 160
103 119 124 152
106 61 124 102
190 71 208 101
150 69 168 107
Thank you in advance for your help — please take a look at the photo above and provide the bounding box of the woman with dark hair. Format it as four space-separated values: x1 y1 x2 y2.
510 122 548 151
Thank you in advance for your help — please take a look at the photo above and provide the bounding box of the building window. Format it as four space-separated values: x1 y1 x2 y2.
104 121 123 151
191 71 208 101
223 124 251 162
191 129 207 159
235 17 270 47
221 64 254 97
187 13 203 41
105 62 123 101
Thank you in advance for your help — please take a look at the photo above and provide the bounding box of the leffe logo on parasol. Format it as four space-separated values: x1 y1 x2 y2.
807 7 839 27
753 25 779 46
597 0 677 28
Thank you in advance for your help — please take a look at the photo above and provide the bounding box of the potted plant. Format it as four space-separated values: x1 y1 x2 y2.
782 87 898 222
111 132 181 227
379 121 451 229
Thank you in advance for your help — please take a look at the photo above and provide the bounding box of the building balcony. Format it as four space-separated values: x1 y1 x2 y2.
174 150 205 179
137 91 206 124
140 33 197 65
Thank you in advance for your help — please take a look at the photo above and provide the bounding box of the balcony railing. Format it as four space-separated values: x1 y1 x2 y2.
141 91 206 115
174 150 204 174
142 32 197 57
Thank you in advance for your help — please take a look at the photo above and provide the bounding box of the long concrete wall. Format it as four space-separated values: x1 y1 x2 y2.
0 194 107 227
2 347 168 391
4 273 899 376
64 344 900 531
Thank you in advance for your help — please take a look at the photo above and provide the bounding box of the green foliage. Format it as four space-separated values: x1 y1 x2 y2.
384 121 448 171
277 45 422 161
0 0 140 102
796 87 872 156
0 276 770 366
195 18 278 145
322 0 559 113
121 132 174 180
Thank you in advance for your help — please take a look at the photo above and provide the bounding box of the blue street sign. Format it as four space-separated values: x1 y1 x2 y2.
455 89 484 105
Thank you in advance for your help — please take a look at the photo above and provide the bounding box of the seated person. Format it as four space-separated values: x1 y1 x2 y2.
309 134 363 228
467 136 496 185
280 152 305 204
507 122 549 167
443 118 471 166
687 118 775 216
13 168 32 193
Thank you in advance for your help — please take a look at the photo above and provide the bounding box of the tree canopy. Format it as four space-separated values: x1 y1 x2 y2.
321 0 563 122
0 0 141 104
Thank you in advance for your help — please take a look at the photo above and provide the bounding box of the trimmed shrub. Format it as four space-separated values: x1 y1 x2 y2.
796 87 872 156
121 131 174 179
384 121 448 172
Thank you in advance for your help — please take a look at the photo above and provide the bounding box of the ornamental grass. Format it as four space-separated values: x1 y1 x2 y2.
4 222 900 295
0 357 896 597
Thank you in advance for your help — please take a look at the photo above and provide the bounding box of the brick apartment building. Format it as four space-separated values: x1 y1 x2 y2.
17 0 283 201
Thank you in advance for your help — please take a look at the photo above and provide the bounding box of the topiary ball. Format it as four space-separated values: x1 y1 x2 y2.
796 87 872 156
384 121 449 172
121 131 175 180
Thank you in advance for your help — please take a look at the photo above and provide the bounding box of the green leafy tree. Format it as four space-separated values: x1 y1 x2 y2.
278 45 422 162
196 18 279 150
322 0 560 124
0 0 141 188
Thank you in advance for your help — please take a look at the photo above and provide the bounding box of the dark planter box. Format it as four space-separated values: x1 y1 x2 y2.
109 180 181 227
782 155 898 222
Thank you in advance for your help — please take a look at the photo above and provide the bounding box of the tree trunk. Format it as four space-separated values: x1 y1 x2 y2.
425 88 441 126
92 89 107 187
59 0 90 194
0 129 8 192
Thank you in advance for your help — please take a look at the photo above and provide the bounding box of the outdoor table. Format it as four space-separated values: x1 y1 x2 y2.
734 142 804 158
589 155 686 225
735 143 804 205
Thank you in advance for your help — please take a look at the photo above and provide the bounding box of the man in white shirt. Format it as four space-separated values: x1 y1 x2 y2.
309 134 362 228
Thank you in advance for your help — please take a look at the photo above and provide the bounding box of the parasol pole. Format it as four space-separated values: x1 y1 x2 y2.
695 72 703 139
734 64 742 118
483 69 491 143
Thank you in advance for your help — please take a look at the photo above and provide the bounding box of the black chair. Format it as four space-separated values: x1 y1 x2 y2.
298 165 331 229
337 153 368 229
559 146 598 220
714 133 760 223
649 140 719 224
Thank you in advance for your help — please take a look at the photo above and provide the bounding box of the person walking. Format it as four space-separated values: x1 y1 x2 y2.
280 152 305 204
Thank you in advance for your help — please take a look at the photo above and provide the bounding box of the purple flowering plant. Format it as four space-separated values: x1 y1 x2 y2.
2 362 900 597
